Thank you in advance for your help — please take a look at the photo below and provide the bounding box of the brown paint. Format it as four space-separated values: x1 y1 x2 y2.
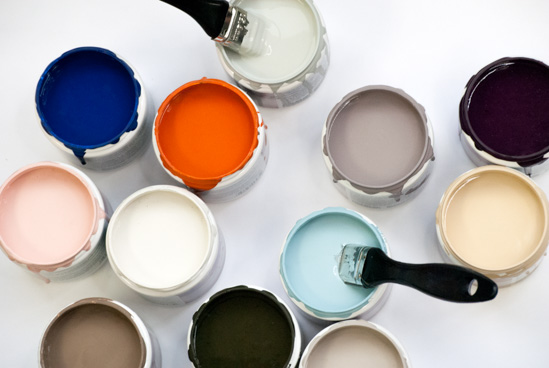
40 298 145 368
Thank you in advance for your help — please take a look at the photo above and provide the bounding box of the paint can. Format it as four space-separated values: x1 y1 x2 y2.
322 85 435 208
299 320 410 368
436 166 549 286
40 297 161 368
459 57 549 176
153 78 268 202
106 185 225 305
0 162 108 282
215 0 329 108
187 285 301 367
36 47 151 170
279 207 391 322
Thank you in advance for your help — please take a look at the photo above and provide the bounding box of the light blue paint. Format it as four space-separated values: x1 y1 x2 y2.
280 207 387 319
36 47 141 164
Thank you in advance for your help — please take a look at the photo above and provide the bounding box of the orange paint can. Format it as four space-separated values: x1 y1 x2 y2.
153 78 268 202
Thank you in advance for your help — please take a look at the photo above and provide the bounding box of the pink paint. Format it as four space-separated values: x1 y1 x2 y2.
0 162 100 271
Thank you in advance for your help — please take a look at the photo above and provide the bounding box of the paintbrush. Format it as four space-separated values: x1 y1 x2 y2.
160 0 265 55
338 243 498 302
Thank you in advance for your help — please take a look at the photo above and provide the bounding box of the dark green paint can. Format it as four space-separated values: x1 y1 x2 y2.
188 285 301 367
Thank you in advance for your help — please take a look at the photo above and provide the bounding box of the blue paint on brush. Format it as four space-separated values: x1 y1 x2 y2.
36 47 141 164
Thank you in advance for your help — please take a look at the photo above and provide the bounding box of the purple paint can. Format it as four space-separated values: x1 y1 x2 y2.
460 57 549 176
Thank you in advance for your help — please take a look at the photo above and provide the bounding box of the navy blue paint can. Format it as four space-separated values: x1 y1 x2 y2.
36 47 151 170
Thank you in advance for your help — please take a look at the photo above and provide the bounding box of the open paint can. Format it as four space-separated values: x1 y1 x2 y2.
279 207 391 322
322 85 435 208
0 162 108 282
36 47 150 170
216 0 329 108
40 297 161 368
153 78 268 202
106 185 225 305
460 57 549 176
436 166 549 286
187 285 301 367
300 320 410 368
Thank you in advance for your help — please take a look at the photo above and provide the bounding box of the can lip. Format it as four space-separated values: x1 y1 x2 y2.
216 0 323 86
187 285 301 367
279 207 390 320
106 185 217 294
36 46 142 152
436 166 549 275
459 56 549 165
40 297 148 368
0 161 102 269
299 320 409 367
324 85 433 191
154 78 260 191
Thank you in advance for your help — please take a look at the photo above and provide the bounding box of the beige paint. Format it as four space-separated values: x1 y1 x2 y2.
439 166 548 272
302 323 405 368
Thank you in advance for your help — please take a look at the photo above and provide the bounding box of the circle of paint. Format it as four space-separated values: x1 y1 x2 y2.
40 298 159 368
280 207 390 321
0 162 105 276
107 185 222 300
216 0 329 107
188 285 301 368
36 47 148 169
436 166 549 286
460 57 549 174
323 85 434 208
300 320 410 368
154 78 262 194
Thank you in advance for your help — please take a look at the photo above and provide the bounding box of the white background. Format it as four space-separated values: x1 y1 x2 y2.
1 0 549 366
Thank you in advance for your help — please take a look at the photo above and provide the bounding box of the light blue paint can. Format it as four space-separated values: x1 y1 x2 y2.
279 207 392 322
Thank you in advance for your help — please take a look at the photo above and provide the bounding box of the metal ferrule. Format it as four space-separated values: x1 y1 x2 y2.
214 6 248 52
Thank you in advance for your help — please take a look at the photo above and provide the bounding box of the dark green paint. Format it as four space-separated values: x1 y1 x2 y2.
189 286 295 367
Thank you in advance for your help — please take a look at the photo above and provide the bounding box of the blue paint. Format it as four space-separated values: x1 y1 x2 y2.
36 47 141 164
280 207 387 319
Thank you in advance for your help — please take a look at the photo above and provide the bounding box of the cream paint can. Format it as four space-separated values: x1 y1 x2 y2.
106 185 224 305
153 78 268 202
322 85 435 208
36 47 151 170
187 285 301 368
216 0 329 108
279 207 391 322
436 166 549 286
459 57 549 176
299 320 410 368
40 297 161 368
0 162 108 282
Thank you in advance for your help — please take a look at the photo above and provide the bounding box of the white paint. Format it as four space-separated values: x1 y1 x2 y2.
107 187 211 290
222 0 320 84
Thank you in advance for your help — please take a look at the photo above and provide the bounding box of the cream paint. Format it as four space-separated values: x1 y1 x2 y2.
223 0 319 84
108 188 210 290
443 168 546 270
0 163 96 265
303 324 404 368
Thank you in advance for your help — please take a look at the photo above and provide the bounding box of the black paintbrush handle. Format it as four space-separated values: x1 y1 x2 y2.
361 248 498 302
160 0 229 38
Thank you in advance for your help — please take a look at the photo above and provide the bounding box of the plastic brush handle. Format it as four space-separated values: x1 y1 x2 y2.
160 0 229 38
362 248 498 302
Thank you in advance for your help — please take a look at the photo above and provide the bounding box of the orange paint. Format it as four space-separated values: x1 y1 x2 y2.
155 78 259 190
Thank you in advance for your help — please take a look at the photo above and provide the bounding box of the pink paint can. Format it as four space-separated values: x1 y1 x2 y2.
0 162 108 281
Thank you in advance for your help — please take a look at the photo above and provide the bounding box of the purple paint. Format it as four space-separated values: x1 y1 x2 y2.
460 57 549 166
